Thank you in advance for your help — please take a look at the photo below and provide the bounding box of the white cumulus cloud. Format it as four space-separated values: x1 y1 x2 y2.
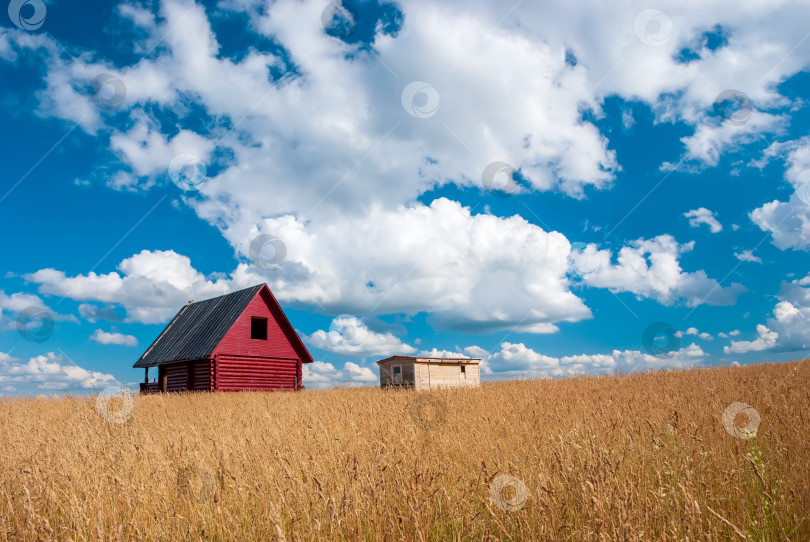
302 360 377 389
90 329 138 346
571 235 744 306
5 0 810 355
734 250 762 263
306 315 415 358
479 341 706 378
751 138 810 251
25 250 244 324
721 274 810 355
724 324 779 354
684 207 723 233
0 351 118 395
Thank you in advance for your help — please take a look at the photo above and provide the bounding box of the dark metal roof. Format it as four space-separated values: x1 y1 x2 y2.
133 285 263 368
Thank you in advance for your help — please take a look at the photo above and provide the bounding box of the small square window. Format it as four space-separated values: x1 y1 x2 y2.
251 317 268 340
393 365 402 384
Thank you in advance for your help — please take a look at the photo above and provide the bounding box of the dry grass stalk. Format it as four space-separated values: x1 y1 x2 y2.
0 361 808 540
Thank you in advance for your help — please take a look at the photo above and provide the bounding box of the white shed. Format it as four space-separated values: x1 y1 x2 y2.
377 356 481 390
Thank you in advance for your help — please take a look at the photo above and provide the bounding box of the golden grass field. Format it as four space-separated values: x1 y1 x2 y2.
1 361 809 541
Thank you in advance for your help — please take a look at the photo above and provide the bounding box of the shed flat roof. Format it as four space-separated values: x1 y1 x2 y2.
376 355 481 365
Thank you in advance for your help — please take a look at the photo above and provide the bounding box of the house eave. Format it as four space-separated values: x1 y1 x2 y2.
133 356 212 369
376 355 482 366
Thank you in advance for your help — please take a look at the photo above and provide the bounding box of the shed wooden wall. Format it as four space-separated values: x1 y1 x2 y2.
378 359 415 388
415 362 480 390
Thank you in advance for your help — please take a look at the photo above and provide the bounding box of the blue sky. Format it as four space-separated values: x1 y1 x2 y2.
1 0 809 394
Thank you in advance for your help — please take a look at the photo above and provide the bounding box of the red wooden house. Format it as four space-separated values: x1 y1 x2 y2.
134 284 312 393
